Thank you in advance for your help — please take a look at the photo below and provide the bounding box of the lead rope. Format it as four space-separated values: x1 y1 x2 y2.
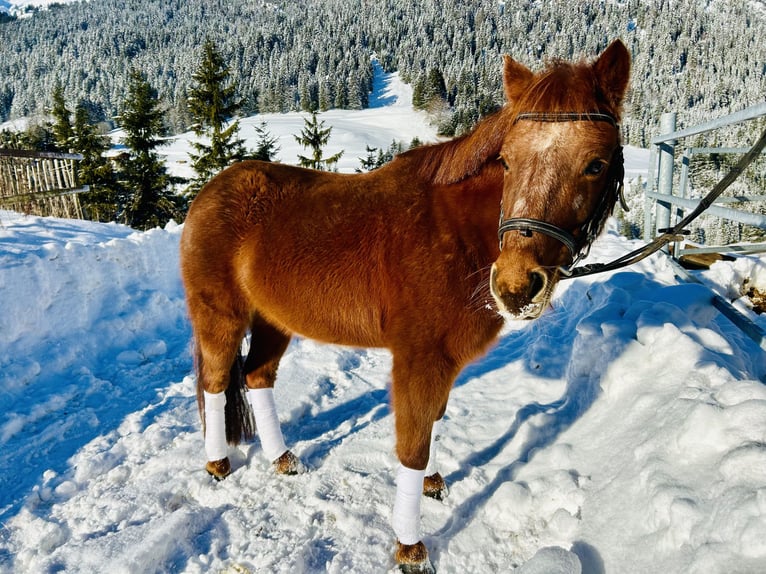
561 125 766 280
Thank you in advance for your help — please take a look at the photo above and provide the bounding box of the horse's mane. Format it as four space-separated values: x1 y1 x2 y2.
394 107 513 186
397 58 623 187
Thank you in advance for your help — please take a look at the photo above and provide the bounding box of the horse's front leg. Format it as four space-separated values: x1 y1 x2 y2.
391 352 457 573
423 418 448 501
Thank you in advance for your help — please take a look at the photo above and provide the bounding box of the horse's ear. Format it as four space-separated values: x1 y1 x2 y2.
592 39 631 109
503 55 534 103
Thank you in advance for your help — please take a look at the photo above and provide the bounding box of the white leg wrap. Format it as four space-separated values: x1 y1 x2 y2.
247 388 288 462
424 419 442 476
203 390 228 462
392 465 426 545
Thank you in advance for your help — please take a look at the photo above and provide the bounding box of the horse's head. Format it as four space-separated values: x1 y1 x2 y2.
490 39 630 319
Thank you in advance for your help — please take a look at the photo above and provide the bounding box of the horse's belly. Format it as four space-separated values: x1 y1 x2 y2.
242 265 389 348
258 292 387 347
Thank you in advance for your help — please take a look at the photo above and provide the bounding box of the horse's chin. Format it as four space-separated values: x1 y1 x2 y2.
491 297 549 321
507 302 547 320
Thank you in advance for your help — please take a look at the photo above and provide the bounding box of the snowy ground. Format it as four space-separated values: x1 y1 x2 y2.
3 69 766 573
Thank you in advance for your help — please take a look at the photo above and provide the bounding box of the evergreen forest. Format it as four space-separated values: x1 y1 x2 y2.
0 0 764 147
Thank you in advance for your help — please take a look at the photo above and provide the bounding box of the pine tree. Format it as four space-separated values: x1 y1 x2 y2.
72 101 120 222
118 69 179 229
19 121 58 151
50 83 74 152
186 38 246 195
295 111 343 171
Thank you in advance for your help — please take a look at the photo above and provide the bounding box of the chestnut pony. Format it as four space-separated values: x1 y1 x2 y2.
180 40 630 573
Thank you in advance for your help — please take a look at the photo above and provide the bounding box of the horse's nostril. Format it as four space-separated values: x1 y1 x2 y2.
528 270 546 300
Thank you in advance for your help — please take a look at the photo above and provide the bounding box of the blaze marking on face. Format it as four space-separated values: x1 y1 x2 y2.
512 198 528 213
526 124 564 153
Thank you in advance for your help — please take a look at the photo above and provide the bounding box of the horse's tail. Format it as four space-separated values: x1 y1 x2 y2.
195 342 256 445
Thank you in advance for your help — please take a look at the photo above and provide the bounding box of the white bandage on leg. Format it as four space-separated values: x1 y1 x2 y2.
203 390 228 461
247 388 288 462
424 419 442 476
392 464 426 545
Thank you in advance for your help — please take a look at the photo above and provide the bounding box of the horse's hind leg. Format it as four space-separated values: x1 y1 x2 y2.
191 303 251 480
244 315 303 475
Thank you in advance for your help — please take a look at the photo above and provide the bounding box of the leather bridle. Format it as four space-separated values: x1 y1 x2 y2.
497 112 626 276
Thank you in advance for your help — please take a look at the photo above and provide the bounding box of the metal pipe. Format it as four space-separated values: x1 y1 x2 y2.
656 112 677 249
651 102 766 145
645 190 766 228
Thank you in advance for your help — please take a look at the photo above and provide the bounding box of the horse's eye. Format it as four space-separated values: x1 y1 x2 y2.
584 159 607 176
497 155 510 171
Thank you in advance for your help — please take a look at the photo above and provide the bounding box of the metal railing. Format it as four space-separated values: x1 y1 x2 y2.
643 102 766 258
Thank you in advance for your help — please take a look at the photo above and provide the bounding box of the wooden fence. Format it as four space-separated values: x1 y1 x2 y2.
0 149 88 218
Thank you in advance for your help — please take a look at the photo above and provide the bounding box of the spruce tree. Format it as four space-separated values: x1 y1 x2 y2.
186 38 246 195
295 111 343 171
249 121 280 162
19 122 58 152
50 83 74 151
72 102 120 222
118 69 179 229
357 145 379 172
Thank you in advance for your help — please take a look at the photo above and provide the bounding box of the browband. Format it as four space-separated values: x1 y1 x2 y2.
514 112 618 127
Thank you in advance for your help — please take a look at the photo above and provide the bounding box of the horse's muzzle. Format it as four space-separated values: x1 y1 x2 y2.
489 264 552 319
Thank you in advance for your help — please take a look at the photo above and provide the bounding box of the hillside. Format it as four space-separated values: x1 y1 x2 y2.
0 0 764 146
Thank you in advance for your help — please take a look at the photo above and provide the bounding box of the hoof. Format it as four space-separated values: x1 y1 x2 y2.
206 457 232 481
395 541 435 574
423 472 448 501
273 450 305 475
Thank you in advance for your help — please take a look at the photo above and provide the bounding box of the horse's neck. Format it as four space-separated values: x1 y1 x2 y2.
430 110 509 186
435 161 504 263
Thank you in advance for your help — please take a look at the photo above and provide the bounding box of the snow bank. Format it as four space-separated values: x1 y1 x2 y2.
0 212 191 537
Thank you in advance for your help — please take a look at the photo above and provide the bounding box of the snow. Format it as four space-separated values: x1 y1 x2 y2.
0 0 82 17
3 68 766 574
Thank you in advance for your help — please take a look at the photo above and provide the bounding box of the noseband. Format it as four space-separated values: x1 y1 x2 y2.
497 112 626 275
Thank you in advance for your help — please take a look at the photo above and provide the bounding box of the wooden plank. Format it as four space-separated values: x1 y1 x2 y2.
53 159 64 190
0 186 90 207
0 149 83 160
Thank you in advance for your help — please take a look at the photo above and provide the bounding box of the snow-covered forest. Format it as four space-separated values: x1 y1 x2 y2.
1 0 765 145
